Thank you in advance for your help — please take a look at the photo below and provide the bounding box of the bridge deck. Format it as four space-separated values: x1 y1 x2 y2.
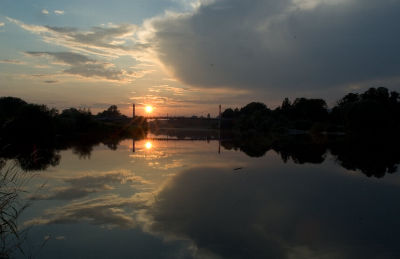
146 137 229 141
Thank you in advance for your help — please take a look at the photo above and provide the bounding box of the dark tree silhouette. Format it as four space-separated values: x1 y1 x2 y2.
97 105 123 118
221 87 399 133
332 87 399 133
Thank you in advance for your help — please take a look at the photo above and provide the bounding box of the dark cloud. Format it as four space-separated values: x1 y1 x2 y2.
147 166 400 258
43 80 59 84
150 0 400 92
26 51 92 64
25 51 128 80
45 24 137 50
0 59 25 64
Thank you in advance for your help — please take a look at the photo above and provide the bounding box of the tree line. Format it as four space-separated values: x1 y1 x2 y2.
221 87 400 134
0 97 147 143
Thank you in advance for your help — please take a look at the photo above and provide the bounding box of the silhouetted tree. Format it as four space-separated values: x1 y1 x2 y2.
57 108 93 133
222 108 235 118
0 97 27 124
1 103 57 142
281 97 292 111
235 102 272 131
332 87 399 133
291 98 328 121
97 105 123 118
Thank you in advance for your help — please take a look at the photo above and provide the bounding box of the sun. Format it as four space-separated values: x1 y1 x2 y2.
145 141 152 150
145 105 153 113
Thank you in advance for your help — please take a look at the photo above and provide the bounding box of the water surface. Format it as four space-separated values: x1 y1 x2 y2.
4 132 400 258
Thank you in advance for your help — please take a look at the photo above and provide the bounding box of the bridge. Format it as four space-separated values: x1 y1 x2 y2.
146 116 219 120
132 104 224 121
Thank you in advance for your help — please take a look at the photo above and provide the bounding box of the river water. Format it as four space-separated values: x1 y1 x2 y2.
5 132 400 258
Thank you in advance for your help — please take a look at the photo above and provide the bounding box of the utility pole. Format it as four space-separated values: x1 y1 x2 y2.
218 104 221 154
132 103 135 118
218 105 221 129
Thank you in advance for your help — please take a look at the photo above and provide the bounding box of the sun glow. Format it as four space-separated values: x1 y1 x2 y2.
145 106 153 113
145 141 152 150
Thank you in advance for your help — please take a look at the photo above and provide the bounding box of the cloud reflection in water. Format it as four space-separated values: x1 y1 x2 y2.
144 166 400 259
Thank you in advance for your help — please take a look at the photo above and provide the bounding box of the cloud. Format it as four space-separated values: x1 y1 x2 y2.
146 166 400 258
0 59 25 64
25 51 133 81
129 86 249 110
6 17 48 33
24 194 149 229
41 9 49 15
29 170 150 201
44 23 140 54
0 22 5 27
8 0 400 100
24 170 154 229
5 17 157 82
145 0 400 92
43 80 59 84
7 17 145 58
54 10 65 15
26 51 92 64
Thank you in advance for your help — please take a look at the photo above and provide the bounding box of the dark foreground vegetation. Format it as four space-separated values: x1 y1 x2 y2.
0 97 147 171
222 87 400 134
0 97 147 140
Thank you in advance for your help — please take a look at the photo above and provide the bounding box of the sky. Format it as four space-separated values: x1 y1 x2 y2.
1 0 400 116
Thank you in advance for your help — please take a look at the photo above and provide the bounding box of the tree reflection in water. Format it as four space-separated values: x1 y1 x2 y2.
1 130 399 179
0 131 147 257
221 133 400 178
0 130 146 172
0 130 399 258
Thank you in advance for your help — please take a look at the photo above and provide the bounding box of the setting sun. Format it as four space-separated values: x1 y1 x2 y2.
145 141 152 150
145 106 153 113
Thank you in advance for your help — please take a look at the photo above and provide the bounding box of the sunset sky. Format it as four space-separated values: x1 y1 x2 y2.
1 0 400 116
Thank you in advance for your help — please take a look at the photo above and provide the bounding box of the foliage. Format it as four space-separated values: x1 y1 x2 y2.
56 108 94 133
221 87 399 134
331 87 399 133
0 98 58 143
96 105 124 118
0 97 148 171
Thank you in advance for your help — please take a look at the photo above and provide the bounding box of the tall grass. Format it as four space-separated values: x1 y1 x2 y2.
0 163 32 258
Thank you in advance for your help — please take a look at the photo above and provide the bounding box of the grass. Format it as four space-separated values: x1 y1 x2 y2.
0 163 32 258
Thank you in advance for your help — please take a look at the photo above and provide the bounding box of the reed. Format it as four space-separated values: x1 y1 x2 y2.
0 164 32 258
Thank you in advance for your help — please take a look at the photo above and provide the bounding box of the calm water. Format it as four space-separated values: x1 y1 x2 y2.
5 132 400 258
